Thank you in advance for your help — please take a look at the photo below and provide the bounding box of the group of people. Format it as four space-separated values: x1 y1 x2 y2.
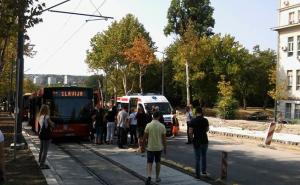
37 103 209 184
90 103 148 150
92 103 169 185
144 105 210 184
91 103 117 145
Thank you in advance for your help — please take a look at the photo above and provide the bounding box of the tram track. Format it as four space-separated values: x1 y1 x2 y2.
57 144 112 185
79 143 151 183
56 142 150 185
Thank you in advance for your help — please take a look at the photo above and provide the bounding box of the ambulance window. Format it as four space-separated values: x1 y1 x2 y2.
138 104 145 112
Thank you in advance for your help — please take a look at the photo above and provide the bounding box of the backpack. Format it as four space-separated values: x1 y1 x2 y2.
39 116 52 140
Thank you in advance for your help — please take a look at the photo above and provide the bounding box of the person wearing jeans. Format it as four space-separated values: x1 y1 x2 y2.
189 107 209 178
106 104 117 144
129 108 138 145
185 106 193 144
38 104 55 169
193 144 208 177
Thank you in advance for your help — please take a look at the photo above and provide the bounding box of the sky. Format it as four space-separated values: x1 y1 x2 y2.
25 0 278 76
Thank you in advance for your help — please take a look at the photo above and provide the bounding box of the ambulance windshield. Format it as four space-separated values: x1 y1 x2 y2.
144 102 172 115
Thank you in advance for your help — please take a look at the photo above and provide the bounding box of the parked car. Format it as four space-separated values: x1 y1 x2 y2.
278 120 288 124
247 111 269 120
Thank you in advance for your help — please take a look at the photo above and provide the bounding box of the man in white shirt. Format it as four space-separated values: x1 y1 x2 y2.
117 107 129 148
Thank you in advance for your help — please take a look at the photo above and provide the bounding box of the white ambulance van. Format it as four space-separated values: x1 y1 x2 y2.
117 93 173 136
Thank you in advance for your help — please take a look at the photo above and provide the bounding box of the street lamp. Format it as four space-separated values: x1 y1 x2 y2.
156 51 165 95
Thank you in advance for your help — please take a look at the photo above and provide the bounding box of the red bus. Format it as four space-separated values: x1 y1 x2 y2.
22 93 32 121
29 87 94 138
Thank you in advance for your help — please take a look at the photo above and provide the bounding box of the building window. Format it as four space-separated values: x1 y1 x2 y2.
295 104 300 119
285 103 292 119
289 12 295 24
288 37 294 57
297 70 300 90
287 70 293 90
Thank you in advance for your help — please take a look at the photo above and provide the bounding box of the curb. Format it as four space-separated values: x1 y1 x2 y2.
208 130 300 146
22 130 60 185
160 158 224 185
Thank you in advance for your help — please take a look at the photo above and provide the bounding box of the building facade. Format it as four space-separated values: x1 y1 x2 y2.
47 76 57 86
275 0 300 122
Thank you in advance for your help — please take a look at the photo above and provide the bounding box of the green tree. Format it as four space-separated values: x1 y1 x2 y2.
86 14 155 98
123 35 156 93
217 75 238 119
252 46 276 109
0 0 44 74
164 0 215 37
23 78 39 93
85 75 102 90
231 48 254 109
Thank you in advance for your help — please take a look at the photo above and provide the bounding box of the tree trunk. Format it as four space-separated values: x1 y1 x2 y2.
122 71 127 95
97 78 103 107
243 95 247 110
185 60 190 105
0 36 9 74
263 95 268 110
113 85 117 104
139 65 143 94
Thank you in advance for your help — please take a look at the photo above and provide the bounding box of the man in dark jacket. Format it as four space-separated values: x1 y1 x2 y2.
189 107 209 179
92 104 105 144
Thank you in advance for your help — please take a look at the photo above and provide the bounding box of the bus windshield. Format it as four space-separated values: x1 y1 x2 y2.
144 102 172 115
46 97 92 123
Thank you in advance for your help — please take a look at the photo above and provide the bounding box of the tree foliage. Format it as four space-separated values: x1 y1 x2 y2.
123 35 156 93
165 32 276 109
0 0 44 74
217 75 238 119
23 78 39 93
86 14 155 97
164 0 215 37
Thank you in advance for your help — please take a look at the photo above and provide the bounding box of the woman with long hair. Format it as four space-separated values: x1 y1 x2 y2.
38 104 55 169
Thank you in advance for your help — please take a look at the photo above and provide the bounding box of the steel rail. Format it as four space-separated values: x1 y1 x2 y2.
79 143 161 185
57 144 112 185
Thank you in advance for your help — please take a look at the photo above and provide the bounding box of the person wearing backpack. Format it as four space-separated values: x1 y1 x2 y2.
38 104 55 169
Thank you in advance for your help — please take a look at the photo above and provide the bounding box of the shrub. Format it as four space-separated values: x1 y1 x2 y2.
217 97 238 119
217 76 238 119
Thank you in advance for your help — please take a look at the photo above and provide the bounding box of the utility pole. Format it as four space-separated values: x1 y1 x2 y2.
185 60 190 106
161 53 164 95
9 56 14 113
13 0 25 159
12 1 113 158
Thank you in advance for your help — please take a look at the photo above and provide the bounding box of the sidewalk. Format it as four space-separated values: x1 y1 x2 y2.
84 144 211 185
23 127 211 185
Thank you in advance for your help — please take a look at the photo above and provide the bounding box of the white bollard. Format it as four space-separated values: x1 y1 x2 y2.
264 122 276 145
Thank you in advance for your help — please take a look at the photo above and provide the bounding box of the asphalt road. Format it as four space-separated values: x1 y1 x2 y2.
165 133 300 185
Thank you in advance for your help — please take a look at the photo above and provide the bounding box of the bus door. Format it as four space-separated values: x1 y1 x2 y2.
129 98 138 113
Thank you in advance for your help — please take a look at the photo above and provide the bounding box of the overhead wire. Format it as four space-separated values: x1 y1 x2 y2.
27 0 108 73
89 0 102 16
59 0 83 30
